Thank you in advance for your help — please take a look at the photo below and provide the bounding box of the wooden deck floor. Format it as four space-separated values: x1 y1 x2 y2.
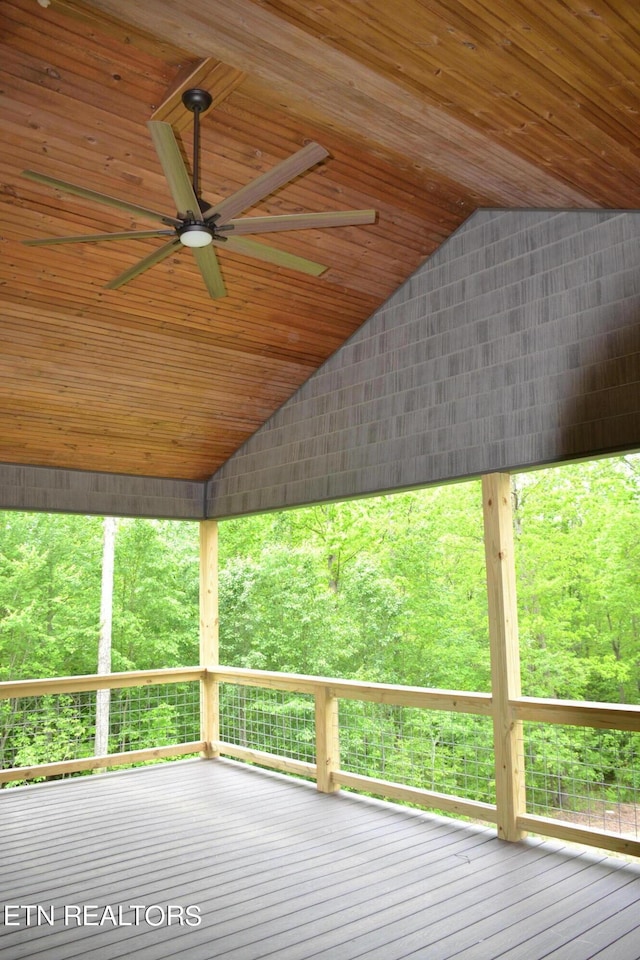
1 759 640 960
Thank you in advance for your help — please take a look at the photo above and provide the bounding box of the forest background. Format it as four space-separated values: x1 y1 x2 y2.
0 455 639 810
1 455 638 701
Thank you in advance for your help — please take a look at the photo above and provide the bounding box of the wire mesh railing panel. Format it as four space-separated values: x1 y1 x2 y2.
338 700 496 805
108 683 200 753
520 722 640 837
219 684 316 764
0 692 97 771
0 682 201 786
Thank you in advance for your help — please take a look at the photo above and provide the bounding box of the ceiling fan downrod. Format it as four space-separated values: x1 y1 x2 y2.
177 87 218 247
181 87 213 207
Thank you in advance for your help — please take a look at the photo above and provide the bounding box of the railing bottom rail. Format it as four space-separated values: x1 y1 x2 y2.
0 742 205 786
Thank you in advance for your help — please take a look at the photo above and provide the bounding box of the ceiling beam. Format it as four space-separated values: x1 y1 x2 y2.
151 59 246 131
75 0 596 208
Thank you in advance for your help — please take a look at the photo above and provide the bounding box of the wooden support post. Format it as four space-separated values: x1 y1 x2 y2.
315 687 340 794
199 519 219 759
482 473 526 842
94 516 117 768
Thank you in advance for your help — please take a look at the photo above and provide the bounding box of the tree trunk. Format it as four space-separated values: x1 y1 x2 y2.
94 516 117 766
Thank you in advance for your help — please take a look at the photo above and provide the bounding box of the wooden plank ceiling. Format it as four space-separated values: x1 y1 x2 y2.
1 0 639 481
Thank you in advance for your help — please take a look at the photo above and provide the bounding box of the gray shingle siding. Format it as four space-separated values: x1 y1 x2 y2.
206 209 640 518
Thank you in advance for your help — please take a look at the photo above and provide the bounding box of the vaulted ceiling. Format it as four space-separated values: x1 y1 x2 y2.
2 0 639 481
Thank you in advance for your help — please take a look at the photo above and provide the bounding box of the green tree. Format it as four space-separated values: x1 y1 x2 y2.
112 519 199 670
513 458 640 702
0 513 102 681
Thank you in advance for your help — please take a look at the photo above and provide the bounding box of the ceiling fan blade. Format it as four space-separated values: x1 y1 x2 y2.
105 238 181 290
216 236 327 276
23 229 176 247
204 141 330 226
192 245 226 299
147 121 200 218
22 170 181 227
218 209 377 236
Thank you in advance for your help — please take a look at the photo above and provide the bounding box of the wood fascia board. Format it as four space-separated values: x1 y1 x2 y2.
80 0 597 208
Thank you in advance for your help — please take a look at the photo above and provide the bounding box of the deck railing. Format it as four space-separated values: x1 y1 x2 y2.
0 668 205 783
213 666 497 823
1 665 639 859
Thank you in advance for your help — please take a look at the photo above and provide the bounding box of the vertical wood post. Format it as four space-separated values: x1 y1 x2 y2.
199 519 219 759
482 473 526 841
94 516 117 771
315 687 340 793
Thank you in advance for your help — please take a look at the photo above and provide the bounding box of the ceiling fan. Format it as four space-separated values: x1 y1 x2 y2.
21 88 376 299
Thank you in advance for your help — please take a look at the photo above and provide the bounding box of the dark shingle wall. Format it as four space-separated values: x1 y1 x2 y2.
206 209 640 518
0 463 205 519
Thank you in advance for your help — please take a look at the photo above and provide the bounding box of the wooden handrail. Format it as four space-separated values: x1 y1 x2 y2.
511 696 640 732
208 666 493 715
209 667 640 729
3 667 637 729
0 667 205 699
209 666 640 858
333 770 498 823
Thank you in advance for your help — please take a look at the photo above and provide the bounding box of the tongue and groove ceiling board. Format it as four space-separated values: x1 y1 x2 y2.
1 0 639 484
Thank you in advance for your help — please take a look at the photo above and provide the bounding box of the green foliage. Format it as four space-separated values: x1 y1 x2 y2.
112 519 199 670
513 457 640 702
0 516 199 682
339 703 495 804
110 697 178 753
0 513 103 680
218 480 490 689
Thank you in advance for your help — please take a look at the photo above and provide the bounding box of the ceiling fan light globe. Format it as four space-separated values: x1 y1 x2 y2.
179 224 214 247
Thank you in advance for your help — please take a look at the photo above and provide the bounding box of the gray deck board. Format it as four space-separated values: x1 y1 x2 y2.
1 759 639 959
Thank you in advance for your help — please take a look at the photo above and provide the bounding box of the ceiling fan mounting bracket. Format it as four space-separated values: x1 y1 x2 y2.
181 88 213 114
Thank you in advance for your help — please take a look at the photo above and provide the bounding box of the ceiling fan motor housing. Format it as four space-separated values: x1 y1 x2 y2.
177 221 214 247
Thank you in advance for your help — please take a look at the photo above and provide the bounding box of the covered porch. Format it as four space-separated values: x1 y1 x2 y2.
3 4 640 956
2 475 640 861
3 758 640 960
1 482 639 958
